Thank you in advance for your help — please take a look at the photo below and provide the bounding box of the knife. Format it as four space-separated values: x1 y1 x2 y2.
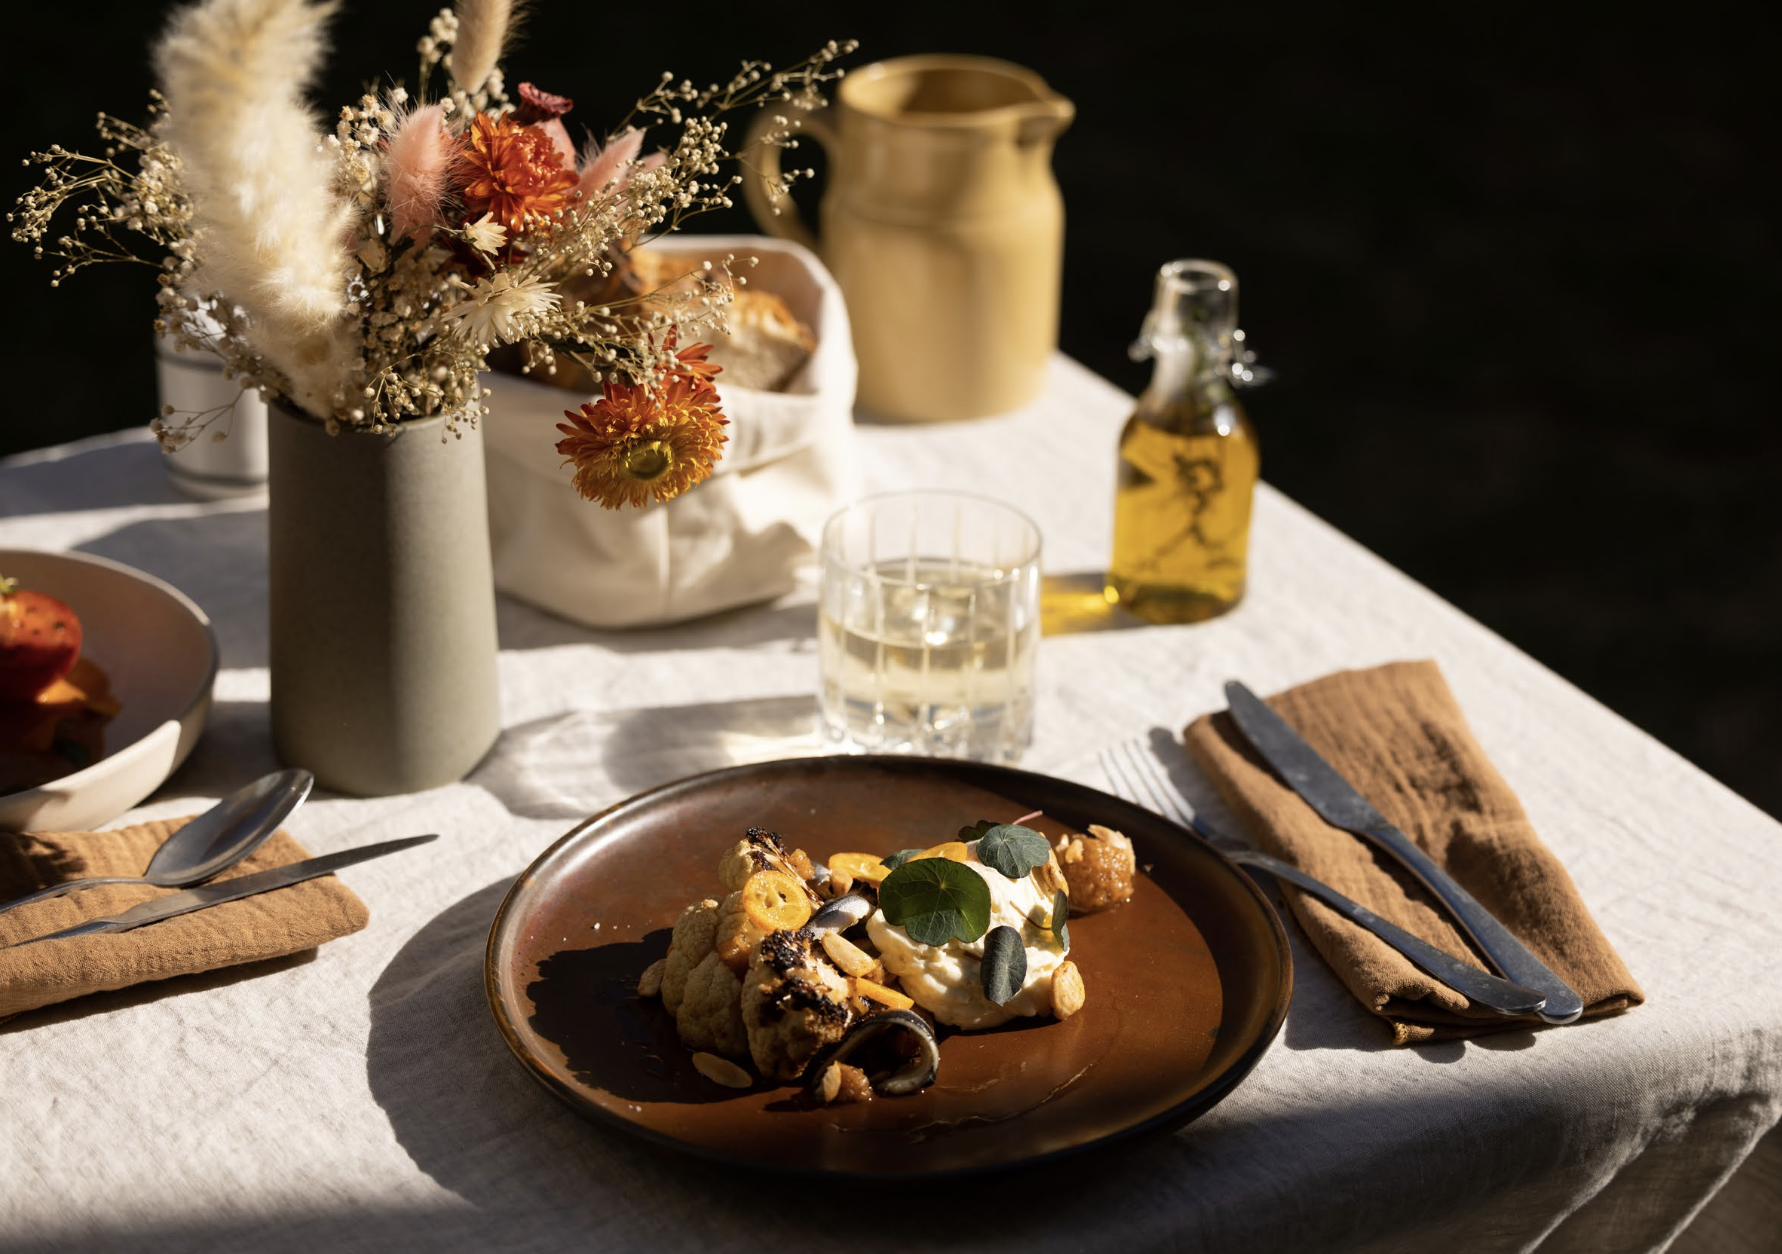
1223 681 1585 1024
8 834 438 948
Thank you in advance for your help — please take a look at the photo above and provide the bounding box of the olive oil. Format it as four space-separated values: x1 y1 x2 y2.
1106 259 1260 624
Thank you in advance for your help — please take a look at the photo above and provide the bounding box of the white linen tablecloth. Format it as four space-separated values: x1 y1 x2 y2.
2 355 1778 1252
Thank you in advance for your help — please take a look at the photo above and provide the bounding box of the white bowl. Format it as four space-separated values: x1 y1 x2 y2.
1 549 218 832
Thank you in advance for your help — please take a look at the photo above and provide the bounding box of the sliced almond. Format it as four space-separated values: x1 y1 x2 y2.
637 958 666 998
1051 960 1086 1019
813 1061 842 1104
691 1052 753 1088
819 930 877 978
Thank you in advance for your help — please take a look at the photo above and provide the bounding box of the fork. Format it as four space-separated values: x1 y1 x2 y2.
1096 738 1549 1018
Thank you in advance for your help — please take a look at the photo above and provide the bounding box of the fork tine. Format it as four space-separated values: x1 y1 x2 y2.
1125 739 1200 829
1098 738 1195 829
1095 743 1146 811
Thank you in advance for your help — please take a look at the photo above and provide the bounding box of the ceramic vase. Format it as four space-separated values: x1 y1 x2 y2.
267 402 501 795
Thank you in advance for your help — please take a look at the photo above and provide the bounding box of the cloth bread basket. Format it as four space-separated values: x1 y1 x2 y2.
481 234 858 628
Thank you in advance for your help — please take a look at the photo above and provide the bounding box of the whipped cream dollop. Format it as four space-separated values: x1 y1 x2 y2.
865 844 1068 1029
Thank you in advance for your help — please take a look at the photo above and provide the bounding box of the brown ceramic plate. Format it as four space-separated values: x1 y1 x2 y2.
485 755 1292 1177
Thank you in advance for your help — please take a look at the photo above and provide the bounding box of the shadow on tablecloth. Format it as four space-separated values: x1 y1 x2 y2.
75 511 270 670
470 695 823 819
495 592 820 654
0 438 184 520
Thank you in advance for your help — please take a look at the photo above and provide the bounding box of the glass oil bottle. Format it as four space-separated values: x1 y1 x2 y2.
1106 259 1261 623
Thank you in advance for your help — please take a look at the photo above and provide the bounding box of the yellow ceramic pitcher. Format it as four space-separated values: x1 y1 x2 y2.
744 55 1074 422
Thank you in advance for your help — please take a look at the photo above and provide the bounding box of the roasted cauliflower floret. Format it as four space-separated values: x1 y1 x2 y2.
718 827 821 899
714 889 768 974
675 951 749 1059
661 897 720 1015
1055 824 1136 912
741 927 857 1081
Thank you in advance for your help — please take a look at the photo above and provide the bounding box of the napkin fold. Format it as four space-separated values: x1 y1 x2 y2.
0 816 369 1023
1185 660 1643 1044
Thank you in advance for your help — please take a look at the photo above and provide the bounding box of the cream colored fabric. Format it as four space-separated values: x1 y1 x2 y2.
1 356 1777 1253
481 234 858 628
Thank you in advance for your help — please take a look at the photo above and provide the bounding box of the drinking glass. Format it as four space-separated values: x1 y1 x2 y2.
818 490 1042 763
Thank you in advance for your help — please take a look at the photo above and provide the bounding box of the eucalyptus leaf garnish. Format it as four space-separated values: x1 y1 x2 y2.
981 925 1027 1004
974 824 1051 881
880 848 925 872
1050 888 1070 950
878 858 992 946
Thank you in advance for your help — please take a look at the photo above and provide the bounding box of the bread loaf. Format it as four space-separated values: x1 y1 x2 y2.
631 248 817 391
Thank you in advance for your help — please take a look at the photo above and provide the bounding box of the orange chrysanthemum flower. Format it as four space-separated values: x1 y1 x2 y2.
456 113 577 234
555 351 729 509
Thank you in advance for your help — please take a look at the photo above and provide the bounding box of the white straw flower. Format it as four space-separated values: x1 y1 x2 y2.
446 272 559 345
462 212 508 255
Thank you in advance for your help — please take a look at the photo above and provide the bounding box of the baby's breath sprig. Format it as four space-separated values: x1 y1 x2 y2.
8 96 190 288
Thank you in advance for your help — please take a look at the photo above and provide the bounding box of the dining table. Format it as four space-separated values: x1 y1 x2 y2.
2 352 1778 1254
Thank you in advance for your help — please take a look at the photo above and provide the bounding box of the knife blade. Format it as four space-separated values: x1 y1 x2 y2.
9 834 438 948
1223 680 1585 1024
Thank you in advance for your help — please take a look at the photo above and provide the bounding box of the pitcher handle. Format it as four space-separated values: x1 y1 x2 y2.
740 104 836 254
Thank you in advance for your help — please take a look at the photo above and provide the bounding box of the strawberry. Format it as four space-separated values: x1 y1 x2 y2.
0 575 84 703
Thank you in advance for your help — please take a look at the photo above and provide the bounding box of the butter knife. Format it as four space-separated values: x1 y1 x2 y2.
1223 681 1584 1024
7 834 437 948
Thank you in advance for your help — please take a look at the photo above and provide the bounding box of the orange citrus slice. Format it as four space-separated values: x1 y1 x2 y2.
828 852 892 884
742 870 813 932
913 841 970 863
851 977 915 1012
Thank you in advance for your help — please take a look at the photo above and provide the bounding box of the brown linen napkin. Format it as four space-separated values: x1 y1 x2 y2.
1185 659 1643 1044
0 816 369 1022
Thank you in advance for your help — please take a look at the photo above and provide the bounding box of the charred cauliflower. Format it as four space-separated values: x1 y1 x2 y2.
718 827 822 899
741 927 857 1081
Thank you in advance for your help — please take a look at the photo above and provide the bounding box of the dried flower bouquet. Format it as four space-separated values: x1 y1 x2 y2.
9 0 852 508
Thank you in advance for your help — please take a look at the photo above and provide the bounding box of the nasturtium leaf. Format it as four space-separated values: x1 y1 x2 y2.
975 824 1052 880
1051 888 1070 950
957 819 996 843
878 858 992 946
880 848 925 871
981 925 1027 1004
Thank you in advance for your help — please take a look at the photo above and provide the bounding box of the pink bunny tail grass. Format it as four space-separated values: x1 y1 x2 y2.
384 103 453 243
576 128 644 203
538 118 577 171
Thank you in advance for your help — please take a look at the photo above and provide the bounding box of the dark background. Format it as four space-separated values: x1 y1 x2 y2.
3 6 1775 818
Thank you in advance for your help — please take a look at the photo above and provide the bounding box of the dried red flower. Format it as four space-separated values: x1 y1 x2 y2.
514 82 575 125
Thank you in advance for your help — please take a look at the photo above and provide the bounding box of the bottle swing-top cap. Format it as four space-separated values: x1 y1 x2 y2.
1130 258 1268 386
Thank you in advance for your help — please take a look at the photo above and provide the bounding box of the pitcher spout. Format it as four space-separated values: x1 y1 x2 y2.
1019 92 1076 145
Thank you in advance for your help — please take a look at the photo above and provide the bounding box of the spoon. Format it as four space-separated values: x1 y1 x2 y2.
0 769 314 915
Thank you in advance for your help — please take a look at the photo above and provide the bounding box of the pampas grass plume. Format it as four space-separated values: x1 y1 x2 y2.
153 0 353 417
385 103 452 242
451 0 518 97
